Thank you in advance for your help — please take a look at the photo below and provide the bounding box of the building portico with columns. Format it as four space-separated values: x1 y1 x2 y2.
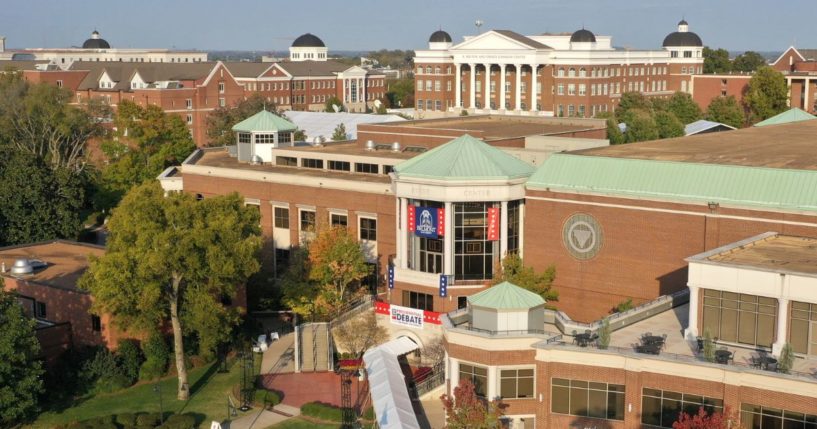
414 21 704 117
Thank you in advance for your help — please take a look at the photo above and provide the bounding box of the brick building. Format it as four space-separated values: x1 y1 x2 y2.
413 20 704 116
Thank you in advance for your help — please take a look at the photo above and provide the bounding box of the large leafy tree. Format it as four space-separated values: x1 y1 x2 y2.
205 94 273 147
386 77 414 108
622 108 659 143
703 47 732 74
492 253 557 302
80 182 262 400
705 96 745 128
282 226 371 320
732 51 767 73
616 92 652 119
331 310 387 359
654 111 686 139
666 92 703 125
324 96 344 113
0 150 85 245
440 379 505 429
96 101 195 211
0 287 44 425
744 66 789 122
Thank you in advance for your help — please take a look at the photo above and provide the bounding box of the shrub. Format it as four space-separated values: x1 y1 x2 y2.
253 389 282 408
117 339 144 384
140 333 169 381
81 348 131 393
778 343 794 374
301 401 344 422
159 413 196 429
136 412 161 427
613 298 634 313
117 413 138 427
597 317 611 349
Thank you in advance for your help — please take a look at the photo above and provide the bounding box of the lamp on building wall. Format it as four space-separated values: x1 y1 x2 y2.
707 202 719 211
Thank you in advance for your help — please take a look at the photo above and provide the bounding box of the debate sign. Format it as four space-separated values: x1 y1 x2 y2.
414 206 444 238
389 304 425 329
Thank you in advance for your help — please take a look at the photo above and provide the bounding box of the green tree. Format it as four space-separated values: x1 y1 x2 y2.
96 101 196 211
331 123 348 141
703 47 732 74
80 182 262 399
440 379 505 429
597 317 611 349
604 117 624 145
0 150 86 245
0 287 44 425
386 77 414 108
654 111 685 139
622 109 659 143
324 96 344 113
732 51 767 73
331 310 387 358
205 93 274 147
282 226 371 320
492 252 557 302
666 92 703 125
777 343 794 374
744 66 789 122
705 96 745 128
616 92 652 118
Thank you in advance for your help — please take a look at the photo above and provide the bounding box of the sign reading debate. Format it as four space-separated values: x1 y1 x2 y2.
389 305 425 329
413 206 445 238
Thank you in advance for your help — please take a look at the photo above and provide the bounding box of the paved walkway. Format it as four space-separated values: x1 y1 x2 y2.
223 404 301 429
261 332 296 374
260 371 366 408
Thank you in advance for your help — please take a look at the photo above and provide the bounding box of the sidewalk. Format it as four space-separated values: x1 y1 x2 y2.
223 404 301 429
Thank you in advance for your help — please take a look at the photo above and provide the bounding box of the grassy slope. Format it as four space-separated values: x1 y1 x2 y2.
31 359 254 428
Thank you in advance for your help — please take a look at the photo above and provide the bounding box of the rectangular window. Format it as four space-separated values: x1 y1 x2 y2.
641 388 723 428
402 290 434 312
299 210 316 233
328 160 350 171
328 213 348 228
92 315 101 332
459 364 488 397
186 99 192 109
500 368 534 399
416 79 423 91
702 289 777 346
255 134 275 144
568 84 575 95
219 98 225 107
446 81 452 91
435 80 441 91
276 156 297 166
56 80 63 88
557 84 564 95
360 217 377 241
301 158 324 169
578 84 586 96
740 404 817 429
218 82 225 93
274 207 289 229
454 202 497 281
238 133 251 144
355 163 378 174
35 302 47 318
425 80 432 91
186 114 193 125
551 378 625 421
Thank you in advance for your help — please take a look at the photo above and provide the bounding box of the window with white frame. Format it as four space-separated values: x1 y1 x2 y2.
500 368 535 399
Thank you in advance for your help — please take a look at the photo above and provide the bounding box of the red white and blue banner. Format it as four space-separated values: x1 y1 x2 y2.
389 305 425 329
387 265 394 289
439 274 448 298
413 206 445 239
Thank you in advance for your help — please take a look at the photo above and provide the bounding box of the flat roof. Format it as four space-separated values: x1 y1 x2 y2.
281 142 416 160
573 119 817 170
0 241 105 291
691 233 817 276
191 149 392 183
377 115 605 140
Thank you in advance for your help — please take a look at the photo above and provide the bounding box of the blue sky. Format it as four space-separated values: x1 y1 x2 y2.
3 0 814 52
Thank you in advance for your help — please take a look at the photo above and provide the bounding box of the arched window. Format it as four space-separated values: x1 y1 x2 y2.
568 68 576 77
435 66 441 74
558 68 565 77
426 66 432 74
579 67 586 77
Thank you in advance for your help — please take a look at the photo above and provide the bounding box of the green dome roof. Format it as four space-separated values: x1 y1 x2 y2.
468 281 546 310
232 110 297 133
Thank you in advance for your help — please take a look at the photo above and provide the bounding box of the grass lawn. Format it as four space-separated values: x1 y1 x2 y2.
30 357 258 428
264 417 340 429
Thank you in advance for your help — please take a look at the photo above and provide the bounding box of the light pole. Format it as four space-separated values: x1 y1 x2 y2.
153 384 164 425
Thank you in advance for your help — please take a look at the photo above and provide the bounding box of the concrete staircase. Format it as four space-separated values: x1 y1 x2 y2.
299 323 331 372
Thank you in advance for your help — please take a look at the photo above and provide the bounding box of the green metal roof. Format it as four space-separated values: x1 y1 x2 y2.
527 154 817 212
393 134 535 181
468 281 546 310
232 110 297 133
754 108 816 127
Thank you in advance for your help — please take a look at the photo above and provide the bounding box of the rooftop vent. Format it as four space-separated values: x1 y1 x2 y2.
365 140 376 151
10 259 33 275
391 142 401 152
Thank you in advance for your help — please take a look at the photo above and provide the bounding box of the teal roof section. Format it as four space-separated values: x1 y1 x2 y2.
232 110 297 133
393 134 535 181
754 108 816 127
468 281 546 310
527 154 817 212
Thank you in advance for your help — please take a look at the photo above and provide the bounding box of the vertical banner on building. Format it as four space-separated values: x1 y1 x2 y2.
439 274 448 298
388 265 394 289
407 205 416 233
487 207 500 241
437 207 445 236
414 206 440 238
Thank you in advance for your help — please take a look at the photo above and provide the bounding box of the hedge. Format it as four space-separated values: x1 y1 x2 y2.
253 389 282 408
58 412 197 429
300 401 343 422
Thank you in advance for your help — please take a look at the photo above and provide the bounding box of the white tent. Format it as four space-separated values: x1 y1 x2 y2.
283 111 405 142
363 337 421 429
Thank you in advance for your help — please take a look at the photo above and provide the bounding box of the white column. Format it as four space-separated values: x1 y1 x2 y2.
499 201 508 258
444 201 454 276
449 358 460 398
487 365 497 400
455 63 462 109
530 63 538 112
362 77 367 107
684 285 700 340
804 78 811 112
468 63 476 108
342 79 347 104
483 63 491 109
399 198 408 269
773 297 790 356
518 201 525 258
396 197 403 270
515 64 522 110
499 64 507 110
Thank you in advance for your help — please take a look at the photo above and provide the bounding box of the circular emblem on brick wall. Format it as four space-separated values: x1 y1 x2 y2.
562 213 603 260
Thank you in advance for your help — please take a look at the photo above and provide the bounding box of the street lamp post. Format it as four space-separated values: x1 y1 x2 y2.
153 384 164 425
